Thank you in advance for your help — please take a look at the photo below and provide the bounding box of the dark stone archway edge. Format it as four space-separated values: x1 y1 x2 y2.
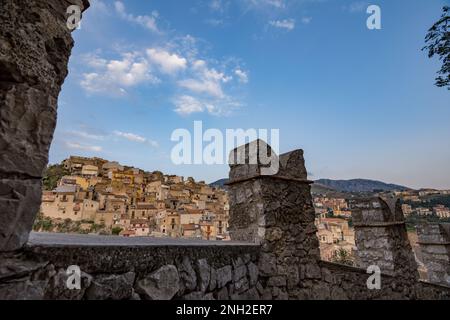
0 0 90 251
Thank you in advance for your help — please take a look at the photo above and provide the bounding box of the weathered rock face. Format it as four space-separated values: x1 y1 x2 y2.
85 272 135 300
136 265 180 300
0 0 89 251
227 142 320 300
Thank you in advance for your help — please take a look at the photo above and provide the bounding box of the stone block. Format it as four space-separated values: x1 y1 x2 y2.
85 272 135 300
136 265 179 300
216 265 232 289
195 259 211 293
0 179 42 251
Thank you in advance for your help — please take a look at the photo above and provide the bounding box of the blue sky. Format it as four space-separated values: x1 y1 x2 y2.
51 0 450 189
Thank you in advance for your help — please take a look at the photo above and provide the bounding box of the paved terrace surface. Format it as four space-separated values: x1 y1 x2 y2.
26 232 256 247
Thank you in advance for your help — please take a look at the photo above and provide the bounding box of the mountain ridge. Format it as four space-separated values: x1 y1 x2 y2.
210 178 410 193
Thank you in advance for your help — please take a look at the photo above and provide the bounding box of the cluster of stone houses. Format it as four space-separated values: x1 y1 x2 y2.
40 156 230 240
313 197 356 263
313 196 352 218
401 203 450 218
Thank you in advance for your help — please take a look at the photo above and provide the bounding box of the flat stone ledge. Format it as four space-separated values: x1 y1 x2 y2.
26 232 256 247
23 233 260 274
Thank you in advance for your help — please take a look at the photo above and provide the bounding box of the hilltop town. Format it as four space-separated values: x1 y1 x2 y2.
35 156 230 240
312 188 450 273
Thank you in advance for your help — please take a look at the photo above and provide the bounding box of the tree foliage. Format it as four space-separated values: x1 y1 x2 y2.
112 227 123 236
42 164 70 191
331 248 354 266
423 6 450 90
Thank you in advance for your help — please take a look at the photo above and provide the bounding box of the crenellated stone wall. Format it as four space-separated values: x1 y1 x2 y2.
227 140 320 300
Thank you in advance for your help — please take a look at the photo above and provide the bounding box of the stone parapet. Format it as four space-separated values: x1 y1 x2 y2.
417 223 450 286
0 234 260 300
227 141 319 299
352 196 418 286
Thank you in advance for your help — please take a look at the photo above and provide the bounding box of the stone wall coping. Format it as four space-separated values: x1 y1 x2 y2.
226 175 313 186
353 221 406 228
319 260 396 278
417 241 450 246
26 232 259 248
419 280 450 290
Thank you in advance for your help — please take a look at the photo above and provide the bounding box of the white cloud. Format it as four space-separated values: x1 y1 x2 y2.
78 24 248 117
209 0 226 12
90 0 109 14
178 60 232 98
146 48 187 75
66 142 102 152
80 53 159 95
269 18 295 31
178 78 225 98
68 130 105 141
205 19 224 27
114 131 159 147
301 16 312 25
246 0 286 10
173 95 208 115
265 0 285 8
114 1 160 33
234 69 249 83
173 95 241 116
346 1 369 13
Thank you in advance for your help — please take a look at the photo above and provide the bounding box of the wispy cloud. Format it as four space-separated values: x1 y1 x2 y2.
269 18 296 31
66 142 103 152
301 16 312 25
114 1 161 33
209 0 229 12
345 1 369 13
247 0 286 9
173 95 241 116
173 95 211 115
79 5 249 117
114 131 159 147
67 130 106 141
235 69 249 84
205 18 225 27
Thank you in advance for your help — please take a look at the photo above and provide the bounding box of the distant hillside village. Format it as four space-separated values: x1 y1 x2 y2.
312 188 450 271
36 156 229 240
36 156 450 267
